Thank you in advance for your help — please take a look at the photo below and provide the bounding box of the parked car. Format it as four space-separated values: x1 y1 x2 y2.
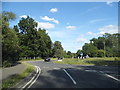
44 57 50 62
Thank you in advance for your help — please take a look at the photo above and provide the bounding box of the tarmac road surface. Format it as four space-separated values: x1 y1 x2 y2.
26 60 120 88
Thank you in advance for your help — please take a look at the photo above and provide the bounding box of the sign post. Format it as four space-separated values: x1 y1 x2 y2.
80 53 83 59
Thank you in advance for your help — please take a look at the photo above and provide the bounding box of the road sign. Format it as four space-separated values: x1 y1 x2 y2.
80 53 83 56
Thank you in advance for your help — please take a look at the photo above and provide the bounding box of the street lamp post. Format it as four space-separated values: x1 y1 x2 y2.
103 40 106 58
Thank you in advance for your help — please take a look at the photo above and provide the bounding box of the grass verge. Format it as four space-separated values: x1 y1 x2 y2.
54 57 120 66
2 62 35 89
21 58 43 61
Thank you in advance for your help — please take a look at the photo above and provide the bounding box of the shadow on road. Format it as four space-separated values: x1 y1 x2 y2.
31 67 119 88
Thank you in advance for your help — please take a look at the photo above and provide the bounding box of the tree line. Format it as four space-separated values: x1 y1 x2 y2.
76 33 120 57
1 11 66 66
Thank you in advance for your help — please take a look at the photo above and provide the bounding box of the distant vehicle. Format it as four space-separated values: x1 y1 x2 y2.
44 57 50 62
58 57 62 60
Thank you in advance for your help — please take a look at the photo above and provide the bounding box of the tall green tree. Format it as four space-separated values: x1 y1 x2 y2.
2 11 19 64
52 41 64 57
82 43 98 57
37 28 52 58
17 16 52 59
17 16 38 58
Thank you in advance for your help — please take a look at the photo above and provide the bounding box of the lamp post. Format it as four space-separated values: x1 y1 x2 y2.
103 40 106 58
103 34 106 58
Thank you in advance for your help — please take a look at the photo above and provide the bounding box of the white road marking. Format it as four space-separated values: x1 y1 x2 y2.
85 70 97 72
21 66 38 89
100 71 120 82
53 67 60 70
43 66 49 68
63 69 77 85
27 66 41 88
21 66 41 89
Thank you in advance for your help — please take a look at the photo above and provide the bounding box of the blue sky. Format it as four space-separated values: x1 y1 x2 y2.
2 2 118 53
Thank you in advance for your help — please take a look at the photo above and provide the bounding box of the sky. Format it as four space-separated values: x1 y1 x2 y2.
2 2 118 53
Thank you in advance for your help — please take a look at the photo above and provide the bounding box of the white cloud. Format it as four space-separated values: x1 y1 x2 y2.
76 35 88 43
90 19 105 23
48 30 67 38
41 16 59 24
87 25 118 36
76 38 86 43
87 32 98 36
19 15 27 18
99 25 118 34
50 8 58 13
66 26 76 30
106 1 113 5
37 21 55 29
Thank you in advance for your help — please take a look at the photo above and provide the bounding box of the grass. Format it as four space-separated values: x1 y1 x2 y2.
54 57 120 66
50 58 58 60
20 58 43 61
2 62 35 89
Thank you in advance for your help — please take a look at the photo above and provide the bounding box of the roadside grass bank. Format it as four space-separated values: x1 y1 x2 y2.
2 62 35 89
50 58 58 60
20 58 43 61
54 57 120 66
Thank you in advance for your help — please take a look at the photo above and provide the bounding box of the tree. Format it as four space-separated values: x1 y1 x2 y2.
37 29 52 58
17 16 52 59
52 41 64 57
82 43 98 57
97 50 105 57
13 25 19 33
17 16 38 58
76 50 83 57
2 11 19 65
82 33 120 57
66 51 72 58
2 29 20 62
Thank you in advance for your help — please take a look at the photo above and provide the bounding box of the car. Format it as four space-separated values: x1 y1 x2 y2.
58 57 62 60
44 57 50 62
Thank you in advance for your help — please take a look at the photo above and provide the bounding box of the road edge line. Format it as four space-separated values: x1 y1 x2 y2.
21 65 39 89
27 66 41 88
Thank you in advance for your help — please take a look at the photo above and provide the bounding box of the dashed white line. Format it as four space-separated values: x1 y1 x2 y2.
85 70 97 72
100 71 120 82
63 69 77 85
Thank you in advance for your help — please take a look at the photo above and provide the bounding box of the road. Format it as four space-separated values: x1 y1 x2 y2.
26 60 120 88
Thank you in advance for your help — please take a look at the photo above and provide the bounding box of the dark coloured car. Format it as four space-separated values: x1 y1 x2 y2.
44 57 50 62
58 57 62 60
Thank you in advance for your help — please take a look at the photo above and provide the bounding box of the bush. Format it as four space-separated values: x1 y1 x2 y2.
97 50 105 57
2 61 12 67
